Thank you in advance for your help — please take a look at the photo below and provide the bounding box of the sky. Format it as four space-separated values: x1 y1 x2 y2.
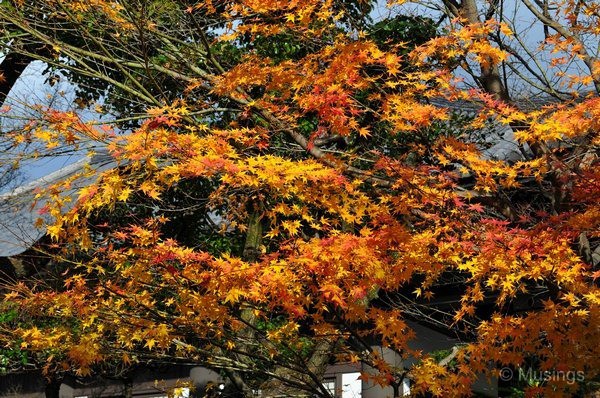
0 61 113 191
385 0 596 97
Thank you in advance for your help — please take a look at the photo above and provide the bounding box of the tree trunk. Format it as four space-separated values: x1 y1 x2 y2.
392 382 400 398
242 210 263 262
0 51 33 103
123 376 133 398
44 377 61 398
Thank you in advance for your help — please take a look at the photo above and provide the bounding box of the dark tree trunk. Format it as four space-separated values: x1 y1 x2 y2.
123 377 133 398
0 51 33 103
44 377 62 398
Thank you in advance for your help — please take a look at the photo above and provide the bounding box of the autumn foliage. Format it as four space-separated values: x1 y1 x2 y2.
0 0 599 397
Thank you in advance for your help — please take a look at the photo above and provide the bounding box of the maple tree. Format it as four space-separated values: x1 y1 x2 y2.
0 0 599 397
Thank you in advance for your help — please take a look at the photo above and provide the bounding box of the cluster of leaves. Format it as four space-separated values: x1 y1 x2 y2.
0 0 599 397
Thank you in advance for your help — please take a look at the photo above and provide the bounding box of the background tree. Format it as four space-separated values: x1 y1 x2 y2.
0 0 598 397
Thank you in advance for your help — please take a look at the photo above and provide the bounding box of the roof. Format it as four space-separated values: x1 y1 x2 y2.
0 150 113 257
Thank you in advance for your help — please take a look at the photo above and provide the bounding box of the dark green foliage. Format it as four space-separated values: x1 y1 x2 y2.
369 15 437 53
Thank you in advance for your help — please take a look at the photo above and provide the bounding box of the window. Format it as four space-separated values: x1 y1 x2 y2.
341 373 361 398
322 378 336 396
402 378 410 396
